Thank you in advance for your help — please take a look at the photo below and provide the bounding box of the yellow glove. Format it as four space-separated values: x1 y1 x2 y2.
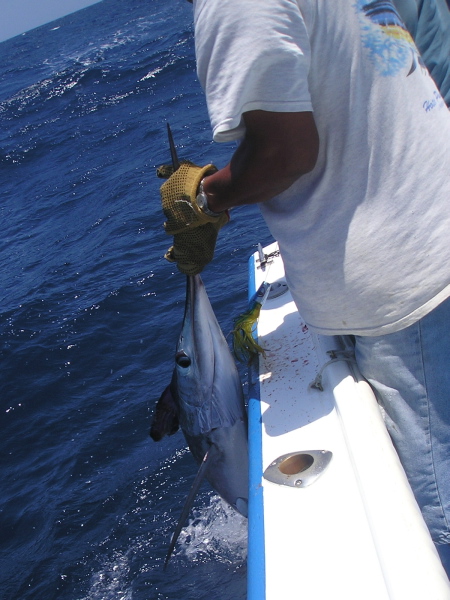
159 160 229 275
163 222 224 275
161 160 223 233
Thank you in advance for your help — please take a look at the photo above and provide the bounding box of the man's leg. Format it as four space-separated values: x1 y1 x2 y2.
354 297 450 575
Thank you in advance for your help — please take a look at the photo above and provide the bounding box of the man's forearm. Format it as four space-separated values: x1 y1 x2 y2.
202 110 319 213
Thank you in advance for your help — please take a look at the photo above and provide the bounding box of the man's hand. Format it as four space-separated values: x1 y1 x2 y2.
159 160 228 275
161 161 221 233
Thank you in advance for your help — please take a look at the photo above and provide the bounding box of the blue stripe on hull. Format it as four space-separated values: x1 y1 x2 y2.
247 255 266 600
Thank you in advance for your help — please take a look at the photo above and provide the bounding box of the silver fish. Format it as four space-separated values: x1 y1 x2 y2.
150 273 248 565
151 124 248 565
174 273 248 509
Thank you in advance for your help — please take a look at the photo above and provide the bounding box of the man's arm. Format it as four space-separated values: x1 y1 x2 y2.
203 110 319 213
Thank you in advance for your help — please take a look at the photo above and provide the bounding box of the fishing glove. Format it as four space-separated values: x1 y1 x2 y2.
159 160 229 275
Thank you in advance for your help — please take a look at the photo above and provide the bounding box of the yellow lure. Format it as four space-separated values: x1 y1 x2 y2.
232 282 271 364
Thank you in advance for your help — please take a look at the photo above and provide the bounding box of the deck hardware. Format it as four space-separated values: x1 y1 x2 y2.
257 246 280 270
310 350 356 391
267 281 288 300
257 243 265 267
263 450 332 488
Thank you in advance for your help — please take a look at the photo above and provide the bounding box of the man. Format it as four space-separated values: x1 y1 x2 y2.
161 0 450 575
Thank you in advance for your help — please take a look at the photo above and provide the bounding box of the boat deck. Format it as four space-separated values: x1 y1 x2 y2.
247 241 450 600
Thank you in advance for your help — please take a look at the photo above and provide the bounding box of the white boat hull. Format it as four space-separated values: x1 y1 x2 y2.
247 241 450 599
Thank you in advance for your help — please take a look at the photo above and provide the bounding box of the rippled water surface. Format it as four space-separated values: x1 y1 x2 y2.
0 1 273 597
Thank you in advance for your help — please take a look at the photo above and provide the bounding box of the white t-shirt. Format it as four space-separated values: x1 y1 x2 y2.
193 0 450 335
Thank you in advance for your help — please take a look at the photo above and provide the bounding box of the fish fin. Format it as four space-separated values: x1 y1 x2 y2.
149 384 179 442
163 449 211 569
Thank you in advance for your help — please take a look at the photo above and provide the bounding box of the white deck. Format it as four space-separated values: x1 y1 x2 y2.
247 241 450 600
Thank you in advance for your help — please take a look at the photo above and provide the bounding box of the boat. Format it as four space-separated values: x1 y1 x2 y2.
246 241 450 600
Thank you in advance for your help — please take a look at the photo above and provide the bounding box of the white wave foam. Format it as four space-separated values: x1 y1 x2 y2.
79 550 133 600
175 494 248 565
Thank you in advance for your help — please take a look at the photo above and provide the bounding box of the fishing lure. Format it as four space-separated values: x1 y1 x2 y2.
232 281 271 363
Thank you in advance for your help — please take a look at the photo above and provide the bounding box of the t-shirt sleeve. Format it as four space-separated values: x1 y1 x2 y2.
193 0 313 142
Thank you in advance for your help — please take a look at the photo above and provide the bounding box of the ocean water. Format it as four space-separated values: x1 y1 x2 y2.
0 1 273 598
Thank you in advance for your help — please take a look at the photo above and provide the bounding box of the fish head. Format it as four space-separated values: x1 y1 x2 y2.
173 275 239 434
173 275 249 514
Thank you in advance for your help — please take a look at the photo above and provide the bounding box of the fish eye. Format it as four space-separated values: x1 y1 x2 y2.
176 352 191 368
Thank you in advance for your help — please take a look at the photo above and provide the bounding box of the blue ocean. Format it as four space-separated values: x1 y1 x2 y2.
0 0 273 597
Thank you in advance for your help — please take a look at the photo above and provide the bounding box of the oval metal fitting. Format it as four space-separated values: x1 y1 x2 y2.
263 450 332 488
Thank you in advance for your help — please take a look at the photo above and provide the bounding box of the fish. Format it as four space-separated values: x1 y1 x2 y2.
150 273 249 565
150 124 248 566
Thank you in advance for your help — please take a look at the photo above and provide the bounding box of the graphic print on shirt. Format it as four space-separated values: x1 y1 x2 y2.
356 0 426 77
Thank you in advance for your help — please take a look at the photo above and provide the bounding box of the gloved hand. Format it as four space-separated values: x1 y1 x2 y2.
160 160 222 233
159 160 229 275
